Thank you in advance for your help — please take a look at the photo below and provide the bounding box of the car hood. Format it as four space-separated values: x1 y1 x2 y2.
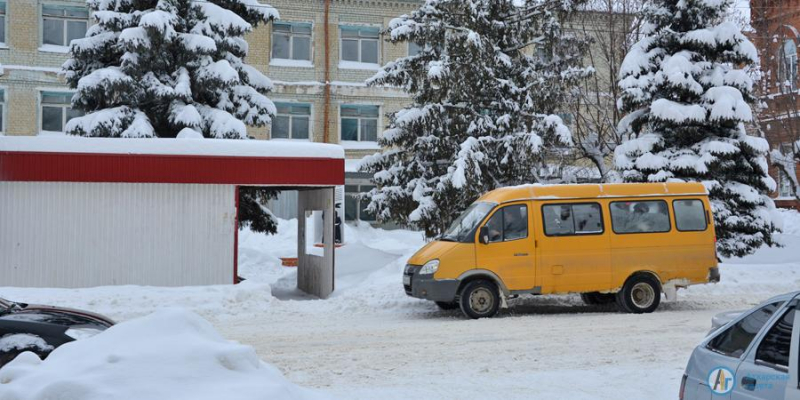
407 241 467 266
2 304 115 328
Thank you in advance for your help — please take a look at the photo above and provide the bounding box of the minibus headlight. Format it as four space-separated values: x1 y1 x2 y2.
419 260 439 275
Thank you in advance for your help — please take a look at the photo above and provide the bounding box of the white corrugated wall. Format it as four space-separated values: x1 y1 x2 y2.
0 182 236 288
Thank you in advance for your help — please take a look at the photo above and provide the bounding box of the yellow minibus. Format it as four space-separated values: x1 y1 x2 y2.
402 182 719 318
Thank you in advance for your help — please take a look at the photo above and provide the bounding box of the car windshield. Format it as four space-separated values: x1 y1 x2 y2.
441 202 496 242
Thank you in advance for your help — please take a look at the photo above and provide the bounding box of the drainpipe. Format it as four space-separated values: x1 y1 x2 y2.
323 0 331 144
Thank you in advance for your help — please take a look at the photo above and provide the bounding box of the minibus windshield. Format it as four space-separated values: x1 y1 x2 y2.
441 202 497 242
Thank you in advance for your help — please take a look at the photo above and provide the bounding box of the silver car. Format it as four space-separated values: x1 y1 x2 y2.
682 291 800 400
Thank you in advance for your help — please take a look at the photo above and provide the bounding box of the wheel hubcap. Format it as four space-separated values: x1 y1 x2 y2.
469 288 494 314
631 282 655 309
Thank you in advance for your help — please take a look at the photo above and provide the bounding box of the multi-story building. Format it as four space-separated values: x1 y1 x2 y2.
0 0 422 224
750 0 800 210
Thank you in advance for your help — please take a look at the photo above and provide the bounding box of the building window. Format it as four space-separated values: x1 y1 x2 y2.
341 105 379 142
271 22 312 62
345 185 376 222
40 91 84 134
42 5 89 47
340 26 379 64
272 103 311 140
408 41 422 56
0 88 5 133
779 170 795 197
0 1 6 45
780 39 798 91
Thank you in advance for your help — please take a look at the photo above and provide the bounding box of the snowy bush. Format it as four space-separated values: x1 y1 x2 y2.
362 0 591 237
615 0 779 257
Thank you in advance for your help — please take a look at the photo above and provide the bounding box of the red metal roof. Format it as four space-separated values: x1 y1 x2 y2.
0 138 344 186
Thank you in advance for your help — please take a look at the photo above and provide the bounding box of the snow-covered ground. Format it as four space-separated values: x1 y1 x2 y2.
2 210 799 399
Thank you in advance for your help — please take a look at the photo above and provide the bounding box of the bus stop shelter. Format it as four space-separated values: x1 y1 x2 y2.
0 136 344 298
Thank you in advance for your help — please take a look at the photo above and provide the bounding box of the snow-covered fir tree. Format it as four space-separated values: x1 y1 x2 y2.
63 0 280 233
362 0 591 237
615 0 778 257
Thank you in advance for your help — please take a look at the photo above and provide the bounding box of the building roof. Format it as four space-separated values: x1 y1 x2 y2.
478 182 708 204
0 136 344 186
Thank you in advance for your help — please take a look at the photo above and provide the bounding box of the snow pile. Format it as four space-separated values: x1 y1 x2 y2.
0 308 332 400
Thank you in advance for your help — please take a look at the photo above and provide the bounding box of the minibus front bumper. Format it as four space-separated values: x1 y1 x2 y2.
403 265 459 302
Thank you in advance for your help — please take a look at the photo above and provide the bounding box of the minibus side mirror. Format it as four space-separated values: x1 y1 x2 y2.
479 227 489 244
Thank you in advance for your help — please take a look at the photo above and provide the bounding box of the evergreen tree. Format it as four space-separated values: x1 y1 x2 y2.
362 0 590 237
64 0 280 234
615 0 778 257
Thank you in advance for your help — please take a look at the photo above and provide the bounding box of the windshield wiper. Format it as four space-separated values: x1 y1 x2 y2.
438 236 457 242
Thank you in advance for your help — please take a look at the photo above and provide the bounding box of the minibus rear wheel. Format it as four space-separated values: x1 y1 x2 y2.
459 280 500 319
616 274 661 314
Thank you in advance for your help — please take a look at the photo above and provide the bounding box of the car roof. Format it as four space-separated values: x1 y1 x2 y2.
476 182 708 204
763 290 800 304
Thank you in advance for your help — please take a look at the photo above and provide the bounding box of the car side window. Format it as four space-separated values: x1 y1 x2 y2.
610 200 671 234
485 204 528 243
542 203 603 236
673 199 707 232
708 302 784 358
756 307 795 369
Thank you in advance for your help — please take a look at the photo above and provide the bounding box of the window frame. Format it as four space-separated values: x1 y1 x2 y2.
754 306 796 372
270 22 313 62
0 87 5 134
344 184 376 222
672 198 709 232
0 1 7 46
483 203 529 243
340 104 380 142
408 41 422 57
339 26 380 65
271 102 312 140
39 90 82 134
41 4 89 48
782 39 799 91
609 199 672 235
541 202 605 237
707 301 786 359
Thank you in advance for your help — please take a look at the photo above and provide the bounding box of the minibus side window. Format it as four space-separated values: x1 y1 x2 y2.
673 199 708 232
542 203 603 236
609 200 671 234
485 204 528 243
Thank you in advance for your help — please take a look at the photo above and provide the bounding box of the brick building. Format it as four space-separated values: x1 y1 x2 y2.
0 0 423 223
750 0 800 210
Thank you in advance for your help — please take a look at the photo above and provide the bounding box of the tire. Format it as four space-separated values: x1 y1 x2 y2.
459 280 500 319
435 301 459 310
616 274 661 314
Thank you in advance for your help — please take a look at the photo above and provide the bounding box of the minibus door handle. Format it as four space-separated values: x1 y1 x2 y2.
514 253 529 257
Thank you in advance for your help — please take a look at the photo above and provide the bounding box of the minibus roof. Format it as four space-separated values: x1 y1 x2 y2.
478 182 708 204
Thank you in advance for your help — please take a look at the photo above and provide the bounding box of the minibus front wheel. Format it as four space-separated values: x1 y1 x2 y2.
459 280 500 319
616 274 662 314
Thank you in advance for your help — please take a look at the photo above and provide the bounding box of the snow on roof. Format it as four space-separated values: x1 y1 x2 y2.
0 136 345 159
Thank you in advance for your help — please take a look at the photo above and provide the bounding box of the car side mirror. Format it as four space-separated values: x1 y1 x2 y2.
479 227 489 244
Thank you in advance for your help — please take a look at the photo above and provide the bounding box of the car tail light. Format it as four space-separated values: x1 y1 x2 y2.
679 374 688 400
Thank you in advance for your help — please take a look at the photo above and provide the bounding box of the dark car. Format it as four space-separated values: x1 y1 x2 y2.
0 297 114 367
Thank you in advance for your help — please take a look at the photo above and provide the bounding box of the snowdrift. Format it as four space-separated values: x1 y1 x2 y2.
0 308 332 400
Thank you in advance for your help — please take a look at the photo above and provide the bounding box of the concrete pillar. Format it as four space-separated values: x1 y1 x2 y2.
297 187 335 298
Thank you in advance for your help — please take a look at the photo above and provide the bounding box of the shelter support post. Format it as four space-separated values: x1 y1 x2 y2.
297 188 335 298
